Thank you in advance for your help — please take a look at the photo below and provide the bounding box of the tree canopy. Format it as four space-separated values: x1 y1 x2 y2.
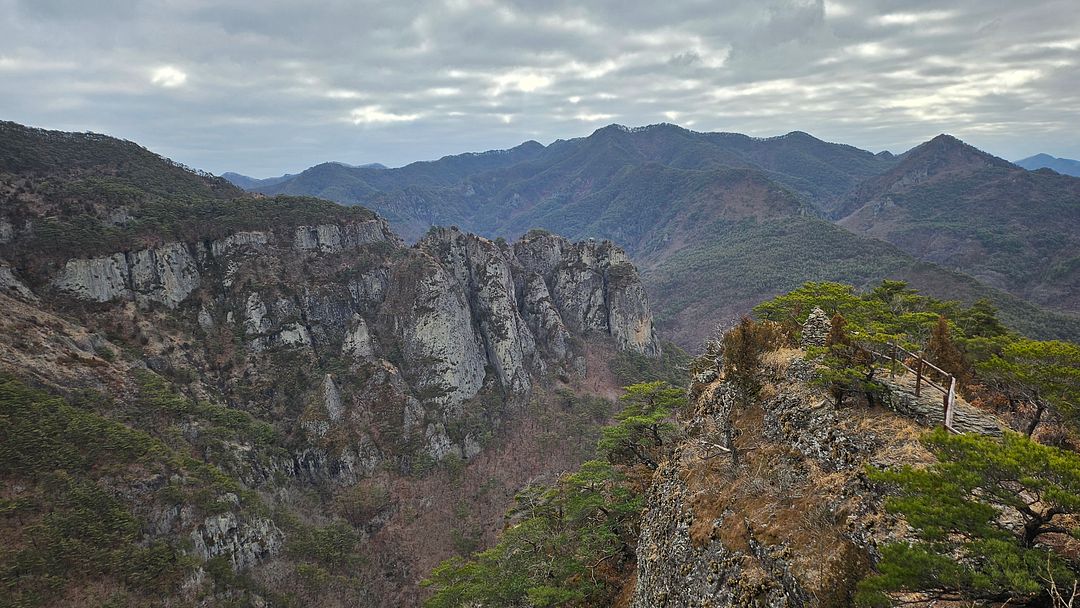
858 430 1080 606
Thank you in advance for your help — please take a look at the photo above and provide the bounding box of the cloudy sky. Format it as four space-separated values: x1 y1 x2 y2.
1 0 1078 176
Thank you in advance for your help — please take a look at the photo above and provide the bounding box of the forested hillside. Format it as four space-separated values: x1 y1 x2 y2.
241 124 1080 347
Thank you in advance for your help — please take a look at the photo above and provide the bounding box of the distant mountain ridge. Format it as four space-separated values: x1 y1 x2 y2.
839 134 1080 310
230 123 1080 345
1015 153 1080 177
222 162 387 190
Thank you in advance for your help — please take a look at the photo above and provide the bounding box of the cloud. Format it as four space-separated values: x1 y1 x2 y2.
0 0 1076 175
490 70 554 95
150 66 187 88
349 105 422 124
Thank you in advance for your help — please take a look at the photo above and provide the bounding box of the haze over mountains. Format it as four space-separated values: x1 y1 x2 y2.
224 123 1080 346
1015 153 1080 177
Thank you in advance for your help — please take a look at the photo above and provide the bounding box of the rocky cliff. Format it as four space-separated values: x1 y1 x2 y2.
0 120 666 606
629 348 1004 608
0 165 660 606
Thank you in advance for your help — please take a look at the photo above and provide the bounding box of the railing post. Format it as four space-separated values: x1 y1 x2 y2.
942 385 949 429
945 376 957 431
914 354 924 397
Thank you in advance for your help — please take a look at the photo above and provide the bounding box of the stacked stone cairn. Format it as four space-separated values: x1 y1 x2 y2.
801 307 831 348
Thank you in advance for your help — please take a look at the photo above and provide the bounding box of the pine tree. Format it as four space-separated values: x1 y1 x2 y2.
858 430 1080 606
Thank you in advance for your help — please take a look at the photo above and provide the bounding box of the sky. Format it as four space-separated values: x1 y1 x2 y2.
1 0 1078 177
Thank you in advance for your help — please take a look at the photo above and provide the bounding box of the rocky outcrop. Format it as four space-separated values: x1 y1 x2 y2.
0 263 36 300
189 507 284 571
50 219 398 308
514 232 660 356
421 228 541 394
630 351 959 608
128 242 201 308
44 219 660 470
54 252 130 302
292 219 398 252
52 244 199 308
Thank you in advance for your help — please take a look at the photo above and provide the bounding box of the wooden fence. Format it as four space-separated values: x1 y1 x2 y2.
870 341 960 434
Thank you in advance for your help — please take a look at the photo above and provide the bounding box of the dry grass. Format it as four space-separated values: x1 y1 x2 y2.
676 358 949 605
762 347 802 376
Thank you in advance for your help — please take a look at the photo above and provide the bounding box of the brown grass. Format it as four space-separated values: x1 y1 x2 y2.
675 366 945 604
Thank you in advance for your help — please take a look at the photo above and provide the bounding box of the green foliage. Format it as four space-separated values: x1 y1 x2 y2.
979 339 1080 434
755 280 973 348
286 521 364 573
0 376 198 606
422 382 677 607
754 280 1061 404
422 460 641 608
858 430 1080 605
132 369 278 450
611 340 692 387
0 374 165 478
597 382 685 469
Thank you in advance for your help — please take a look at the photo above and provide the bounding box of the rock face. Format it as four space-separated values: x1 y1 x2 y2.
42 222 658 467
0 263 36 300
629 351 992 608
513 231 660 356
189 509 285 571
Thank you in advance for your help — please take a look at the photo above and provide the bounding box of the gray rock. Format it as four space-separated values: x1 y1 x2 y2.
129 242 201 308
383 253 487 411
322 374 345 422
342 314 376 359
0 264 36 301
54 253 129 302
53 242 200 308
210 231 269 258
513 233 659 355
421 228 538 394
189 509 284 571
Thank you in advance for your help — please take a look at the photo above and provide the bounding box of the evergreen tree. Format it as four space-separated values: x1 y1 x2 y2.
858 430 1080 606
598 381 684 469
979 339 1080 436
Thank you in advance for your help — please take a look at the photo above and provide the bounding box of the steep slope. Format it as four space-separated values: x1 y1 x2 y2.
0 124 663 607
630 348 996 607
838 135 1080 311
1016 153 1080 177
644 215 1080 347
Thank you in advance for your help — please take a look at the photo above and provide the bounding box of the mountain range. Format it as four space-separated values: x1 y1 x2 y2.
1015 153 1080 177
230 123 1080 346
0 120 678 606
2 118 1079 607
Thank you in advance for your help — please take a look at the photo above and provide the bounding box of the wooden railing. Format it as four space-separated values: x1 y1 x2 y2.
871 341 960 434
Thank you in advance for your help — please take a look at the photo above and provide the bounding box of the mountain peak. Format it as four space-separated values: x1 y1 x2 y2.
928 133 963 145
1015 153 1080 177
901 133 1012 170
